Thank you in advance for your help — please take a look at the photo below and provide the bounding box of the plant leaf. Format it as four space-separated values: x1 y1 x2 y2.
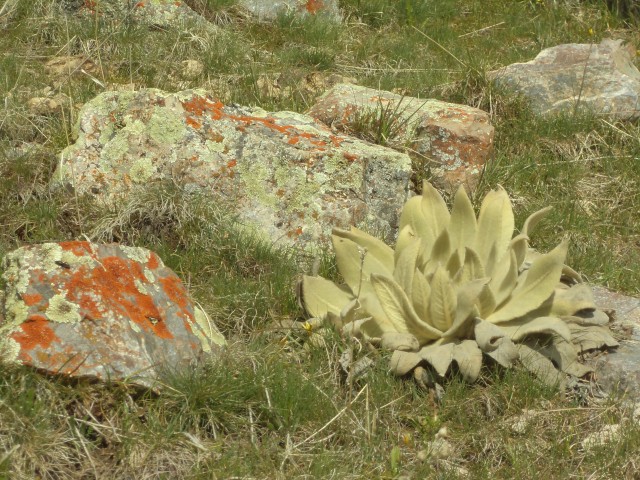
516 344 566 388
509 234 529 270
523 336 592 378
428 266 457 333
567 323 619 351
449 185 477 251
390 350 423 376
381 332 420 352
332 233 393 297
394 237 421 296
474 318 519 367
411 269 431 321
333 227 394 273
419 342 455 377
371 274 443 342
459 247 485 284
497 316 572 342
452 340 483 382
521 206 553 238
443 278 488 339
399 196 430 243
487 240 568 324
489 249 519 308
548 283 597 317
421 181 451 242
395 225 417 262
476 187 514 266
301 275 354 318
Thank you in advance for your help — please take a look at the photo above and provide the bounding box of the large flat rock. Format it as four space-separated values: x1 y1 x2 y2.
489 39 640 119
54 89 412 250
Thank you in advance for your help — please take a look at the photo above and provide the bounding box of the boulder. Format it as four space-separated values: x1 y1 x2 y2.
307 83 494 192
0 242 225 387
488 39 640 119
239 0 341 21
589 286 640 401
54 88 412 249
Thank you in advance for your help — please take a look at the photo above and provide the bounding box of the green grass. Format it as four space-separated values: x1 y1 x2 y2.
1 0 640 477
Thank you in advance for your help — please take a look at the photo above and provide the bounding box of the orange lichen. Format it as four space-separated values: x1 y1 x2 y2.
158 275 189 311
186 116 202 129
147 253 160 270
305 0 325 14
227 159 237 168
21 293 43 307
12 316 58 351
343 152 358 162
60 241 93 257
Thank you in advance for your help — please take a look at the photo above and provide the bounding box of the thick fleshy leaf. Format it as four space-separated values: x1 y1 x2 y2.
449 185 477 251
489 249 518 308
399 195 430 240
333 227 394 273
443 278 488 339
476 187 514 266
395 224 417 262
567 323 619 351
458 247 485 284
497 316 572 342
332 234 393 297
380 332 420 352
390 350 423 376
446 249 463 279
421 181 451 241
419 343 455 377
509 234 529 270
487 240 568 324
474 318 519 367
426 229 451 272
301 275 354 318
371 274 443 342
452 340 483 382
521 206 553 238
394 238 421 296
562 309 610 326
428 266 457 333
517 344 566 388
359 293 396 333
548 283 597 317
411 269 431 321
477 285 497 319
524 336 592 378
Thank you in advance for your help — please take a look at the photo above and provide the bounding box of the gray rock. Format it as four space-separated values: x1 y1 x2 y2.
53 88 412 250
489 39 640 119
307 83 494 192
0 242 225 387
240 0 341 21
589 285 640 400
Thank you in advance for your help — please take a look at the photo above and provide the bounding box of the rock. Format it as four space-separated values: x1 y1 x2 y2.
53 88 412 250
239 0 341 21
180 59 205 80
488 39 640 120
580 424 621 450
67 0 216 31
45 55 98 80
307 83 494 192
589 286 640 401
0 242 225 387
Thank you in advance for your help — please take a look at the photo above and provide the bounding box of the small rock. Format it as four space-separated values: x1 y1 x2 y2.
488 39 640 120
307 83 494 192
509 409 538 434
240 0 342 22
180 59 205 80
581 424 621 449
0 242 225 388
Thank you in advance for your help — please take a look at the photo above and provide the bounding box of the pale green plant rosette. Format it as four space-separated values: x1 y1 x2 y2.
299 181 618 386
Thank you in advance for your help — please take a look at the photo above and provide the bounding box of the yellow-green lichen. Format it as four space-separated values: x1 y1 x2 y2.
144 268 156 284
0 338 20 363
123 247 152 265
129 158 156 183
147 109 187 146
46 293 82 324
134 279 149 295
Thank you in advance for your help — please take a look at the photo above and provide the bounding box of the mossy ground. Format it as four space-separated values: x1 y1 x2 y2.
1 0 639 478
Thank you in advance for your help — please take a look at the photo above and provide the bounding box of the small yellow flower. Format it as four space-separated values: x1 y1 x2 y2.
588 28 594 36
302 321 313 333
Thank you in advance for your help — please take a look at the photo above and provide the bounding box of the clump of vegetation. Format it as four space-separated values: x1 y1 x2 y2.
300 181 618 386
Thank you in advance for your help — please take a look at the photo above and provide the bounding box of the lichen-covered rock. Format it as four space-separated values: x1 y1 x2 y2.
67 0 216 31
240 0 341 21
307 83 494 192
589 286 640 401
54 88 412 249
0 242 225 387
488 39 640 119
